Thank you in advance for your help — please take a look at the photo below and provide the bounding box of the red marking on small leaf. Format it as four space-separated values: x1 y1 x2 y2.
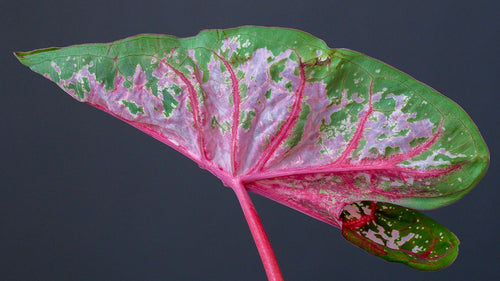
342 228 388 256
342 201 376 229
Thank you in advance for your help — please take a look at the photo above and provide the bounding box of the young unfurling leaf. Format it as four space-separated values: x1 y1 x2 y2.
341 201 459 270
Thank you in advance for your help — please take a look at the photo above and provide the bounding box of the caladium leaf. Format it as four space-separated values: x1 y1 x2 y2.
341 201 459 270
15 26 488 272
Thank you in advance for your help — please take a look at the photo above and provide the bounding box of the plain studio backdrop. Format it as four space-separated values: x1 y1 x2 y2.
1 1 498 280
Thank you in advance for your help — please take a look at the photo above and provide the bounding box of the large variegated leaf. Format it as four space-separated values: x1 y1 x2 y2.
15 26 488 270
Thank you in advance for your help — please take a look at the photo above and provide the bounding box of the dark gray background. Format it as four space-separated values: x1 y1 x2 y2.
1 0 498 280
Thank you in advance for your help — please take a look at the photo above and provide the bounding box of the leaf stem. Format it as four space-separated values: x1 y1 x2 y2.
232 181 284 281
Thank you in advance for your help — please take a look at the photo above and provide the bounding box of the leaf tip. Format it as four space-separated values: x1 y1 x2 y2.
13 47 61 65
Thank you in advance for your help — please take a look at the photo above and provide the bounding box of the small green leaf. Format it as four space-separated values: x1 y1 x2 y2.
341 201 459 270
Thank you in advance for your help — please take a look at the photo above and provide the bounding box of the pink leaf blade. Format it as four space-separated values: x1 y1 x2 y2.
14 27 488 214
